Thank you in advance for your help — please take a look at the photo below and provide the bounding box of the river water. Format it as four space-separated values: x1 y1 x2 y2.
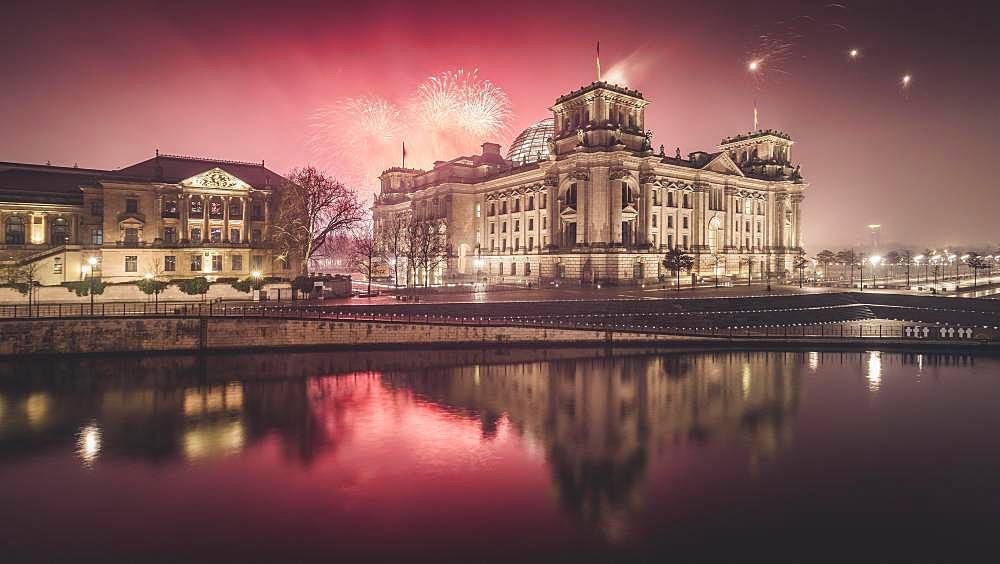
1 348 998 563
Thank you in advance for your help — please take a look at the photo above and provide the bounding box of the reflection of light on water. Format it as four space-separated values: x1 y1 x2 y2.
917 354 924 372
808 352 819 372
184 383 243 417
76 422 102 467
474 365 480 386
183 420 245 461
25 392 49 428
742 363 752 398
866 351 882 391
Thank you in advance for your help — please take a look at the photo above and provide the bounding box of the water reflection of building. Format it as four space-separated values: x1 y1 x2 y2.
381 352 805 538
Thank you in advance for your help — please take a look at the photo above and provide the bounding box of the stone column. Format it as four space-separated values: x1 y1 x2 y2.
263 196 271 241
545 173 559 249
791 193 804 249
572 170 589 246
241 196 249 243
605 167 622 246
179 194 189 241
223 195 230 242
203 196 210 242
638 172 656 248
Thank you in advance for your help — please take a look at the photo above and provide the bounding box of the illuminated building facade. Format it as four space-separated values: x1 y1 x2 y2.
0 154 293 284
374 81 808 285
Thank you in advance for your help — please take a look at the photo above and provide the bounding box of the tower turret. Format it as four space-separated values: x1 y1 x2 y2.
549 82 650 156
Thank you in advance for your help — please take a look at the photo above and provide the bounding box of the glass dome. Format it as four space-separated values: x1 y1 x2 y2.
506 118 555 164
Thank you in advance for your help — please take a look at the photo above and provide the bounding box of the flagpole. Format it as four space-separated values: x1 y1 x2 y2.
596 41 601 82
402 141 406 169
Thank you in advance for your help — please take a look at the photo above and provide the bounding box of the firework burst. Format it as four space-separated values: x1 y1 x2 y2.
307 70 514 196
308 96 404 189
410 69 512 137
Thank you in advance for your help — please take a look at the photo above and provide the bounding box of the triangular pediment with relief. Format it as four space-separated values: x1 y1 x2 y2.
181 168 252 190
701 154 745 177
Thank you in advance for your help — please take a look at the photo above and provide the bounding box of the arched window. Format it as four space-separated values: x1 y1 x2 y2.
708 216 722 254
564 183 577 207
5 216 26 244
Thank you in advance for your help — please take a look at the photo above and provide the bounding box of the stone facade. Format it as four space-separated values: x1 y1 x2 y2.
0 154 295 285
373 81 808 286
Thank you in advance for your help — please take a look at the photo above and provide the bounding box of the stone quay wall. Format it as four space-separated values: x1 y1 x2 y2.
0 317 697 356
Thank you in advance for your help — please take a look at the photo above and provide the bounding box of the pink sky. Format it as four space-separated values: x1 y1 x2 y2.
2 0 997 250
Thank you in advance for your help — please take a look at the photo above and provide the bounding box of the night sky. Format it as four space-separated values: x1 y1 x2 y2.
2 0 997 250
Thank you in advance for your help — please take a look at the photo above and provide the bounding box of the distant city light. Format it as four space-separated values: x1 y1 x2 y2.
869 255 882 266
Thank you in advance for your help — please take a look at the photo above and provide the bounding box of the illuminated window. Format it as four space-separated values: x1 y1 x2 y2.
53 257 63 275
124 255 137 272
190 255 202 271
164 227 177 244
211 255 222 272
165 256 176 272
91 228 103 245
191 199 204 219
163 200 178 218
209 200 224 219
191 228 202 243
210 228 221 243
251 255 263 271
50 218 68 244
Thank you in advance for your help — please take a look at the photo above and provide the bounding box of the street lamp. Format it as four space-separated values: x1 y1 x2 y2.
869 254 881 290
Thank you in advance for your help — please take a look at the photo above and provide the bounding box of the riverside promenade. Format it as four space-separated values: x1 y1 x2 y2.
2 292 998 356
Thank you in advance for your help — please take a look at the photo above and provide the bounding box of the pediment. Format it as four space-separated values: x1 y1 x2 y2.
560 206 577 217
701 154 745 177
181 168 251 190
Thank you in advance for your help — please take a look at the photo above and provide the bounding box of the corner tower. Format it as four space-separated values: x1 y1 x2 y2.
549 82 651 156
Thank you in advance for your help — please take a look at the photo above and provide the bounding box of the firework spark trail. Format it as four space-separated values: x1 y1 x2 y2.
745 4 852 90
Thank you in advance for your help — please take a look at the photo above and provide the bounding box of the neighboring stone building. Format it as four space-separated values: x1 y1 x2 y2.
1 153 293 285
373 80 808 286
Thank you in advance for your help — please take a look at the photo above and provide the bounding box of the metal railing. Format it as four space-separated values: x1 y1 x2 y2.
0 301 986 341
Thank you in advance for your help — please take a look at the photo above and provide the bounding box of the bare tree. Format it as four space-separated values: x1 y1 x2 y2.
412 221 447 287
348 225 384 296
271 166 366 275
380 215 407 287
403 220 423 287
